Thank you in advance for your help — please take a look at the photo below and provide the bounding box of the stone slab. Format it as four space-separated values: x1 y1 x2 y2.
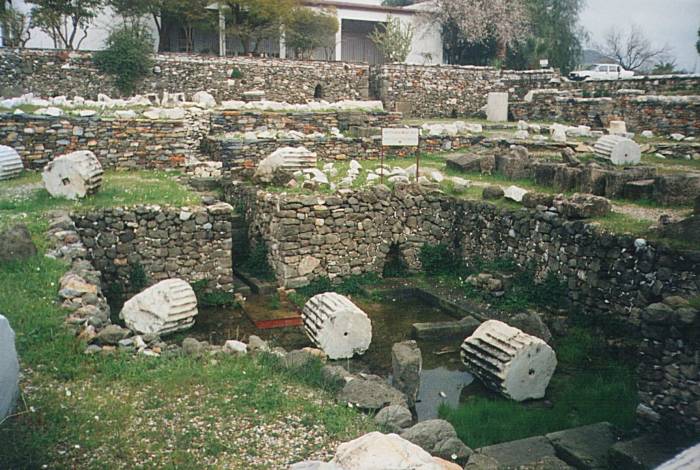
608 434 679 470
546 422 617 469
0 314 19 420
476 436 557 467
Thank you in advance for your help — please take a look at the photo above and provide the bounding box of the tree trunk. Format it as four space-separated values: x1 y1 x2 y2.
496 38 507 62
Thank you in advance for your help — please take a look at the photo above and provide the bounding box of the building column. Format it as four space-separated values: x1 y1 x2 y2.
218 7 226 57
279 30 286 59
335 20 343 61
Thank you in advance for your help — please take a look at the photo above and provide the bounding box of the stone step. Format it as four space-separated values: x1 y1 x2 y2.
545 422 618 470
233 268 277 295
475 435 562 468
608 434 682 470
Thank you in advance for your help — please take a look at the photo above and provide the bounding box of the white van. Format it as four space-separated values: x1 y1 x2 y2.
569 64 635 81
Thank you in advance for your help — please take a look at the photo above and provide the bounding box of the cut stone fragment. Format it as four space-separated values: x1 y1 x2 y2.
460 320 557 401
608 120 627 135
475 436 557 468
120 279 198 335
42 150 103 200
593 135 641 165
545 422 617 469
254 146 317 182
0 145 23 181
302 292 372 360
504 185 528 202
392 341 422 407
0 314 19 420
486 92 508 122
332 432 443 470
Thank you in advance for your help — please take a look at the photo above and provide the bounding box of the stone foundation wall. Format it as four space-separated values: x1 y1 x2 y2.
511 93 700 135
72 203 236 294
638 298 700 438
0 50 370 103
0 113 206 170
371 64 558 117
210 110 402 134
225 184 700 323
565 74 700 96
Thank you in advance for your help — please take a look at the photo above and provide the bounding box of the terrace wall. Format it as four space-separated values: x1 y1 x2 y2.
73 203 237 294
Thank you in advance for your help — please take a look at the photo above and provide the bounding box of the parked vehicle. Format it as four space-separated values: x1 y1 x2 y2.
569 64 635 81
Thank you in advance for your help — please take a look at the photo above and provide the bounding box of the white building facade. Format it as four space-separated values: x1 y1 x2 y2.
2 0 443 65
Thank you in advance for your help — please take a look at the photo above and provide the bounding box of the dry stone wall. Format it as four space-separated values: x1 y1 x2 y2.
210 110 401 134
564 74 700 96
0 113 203 170
638 297 700 438
0 50 370 103
371 64 558 117
511 93 700 136
73 203 237 294
226 183 700 323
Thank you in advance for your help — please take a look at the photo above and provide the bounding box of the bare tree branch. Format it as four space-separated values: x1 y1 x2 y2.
600 24 671 72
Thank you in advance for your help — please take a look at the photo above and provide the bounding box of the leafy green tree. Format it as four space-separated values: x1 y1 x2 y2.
651 61 678 75
1 6 32 47
28 0 104 50
520 0 586 74
285 7 338 59
369 15 414 63
94 24 154 94
162 0 212 53
223 0 297 55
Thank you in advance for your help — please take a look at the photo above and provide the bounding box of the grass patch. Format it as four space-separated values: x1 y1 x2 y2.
0 170 373 468
439 326 638 448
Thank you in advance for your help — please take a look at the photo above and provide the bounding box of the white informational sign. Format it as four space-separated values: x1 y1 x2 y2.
382 128 420 147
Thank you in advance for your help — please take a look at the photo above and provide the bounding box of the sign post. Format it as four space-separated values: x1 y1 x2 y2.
381 128 421 183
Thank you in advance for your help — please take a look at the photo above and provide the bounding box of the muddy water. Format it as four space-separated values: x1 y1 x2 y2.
190 293 477 421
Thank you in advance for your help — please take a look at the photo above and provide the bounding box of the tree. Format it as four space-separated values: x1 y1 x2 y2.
600 24 671 72
286 7 338 60
429 0 530 63
369 15 414 63
520 0 586 74
162 0 211 53
1 7 32 47
106 0 169 50
28 0 104 50
223 0 297 55
651 61 679 75
696 26 699 55
94 24 154 94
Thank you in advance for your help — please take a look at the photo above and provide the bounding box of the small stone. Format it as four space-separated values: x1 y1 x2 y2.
95 324 130 345
223 340 247 355
374 405 413 432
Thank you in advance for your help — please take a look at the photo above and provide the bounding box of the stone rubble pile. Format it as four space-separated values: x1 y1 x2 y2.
42 150 103 200
120 279 199 336
460 320 557 401
421 121 483 137
219 99 384 113
255 146 318 183
302 292 372 360
0 145 23 180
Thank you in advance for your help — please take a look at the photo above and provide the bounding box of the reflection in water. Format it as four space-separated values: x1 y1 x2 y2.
190 292 482 420
416 367 474 421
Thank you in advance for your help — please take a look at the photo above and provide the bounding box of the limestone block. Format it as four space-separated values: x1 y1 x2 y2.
392 341 422 406
460 320 557 401
42 151 103 200
332 432 443 470
120 279 198 335
608 120 627 135
486 92 508 122
302 292 372 360
594 135 641 165
255 146 317 182
0 314 19 420
504 185 528 202
192 91 217 108
0 145 23 181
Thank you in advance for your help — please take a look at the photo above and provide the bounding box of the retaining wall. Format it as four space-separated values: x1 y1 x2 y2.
73 203 237 294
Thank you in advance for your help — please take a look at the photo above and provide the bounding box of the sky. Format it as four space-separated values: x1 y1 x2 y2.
580 0 700 72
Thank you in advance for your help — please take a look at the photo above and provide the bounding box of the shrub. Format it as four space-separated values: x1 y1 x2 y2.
238 242 274 280
128 262 149 292
419 243 463 276
369 15 414 63
286 7 339 59
94 25 154 95
191 279 237 307
230 67 243 79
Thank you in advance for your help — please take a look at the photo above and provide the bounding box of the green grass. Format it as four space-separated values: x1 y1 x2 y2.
0 171 374 468
439 326 638 448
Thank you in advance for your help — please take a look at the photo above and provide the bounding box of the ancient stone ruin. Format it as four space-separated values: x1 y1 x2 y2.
302 292 372 360
0 314 19 420
594 135 642 165
120 279 198 335
42 150 103 200
460 320 557 401
0 145 23 180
